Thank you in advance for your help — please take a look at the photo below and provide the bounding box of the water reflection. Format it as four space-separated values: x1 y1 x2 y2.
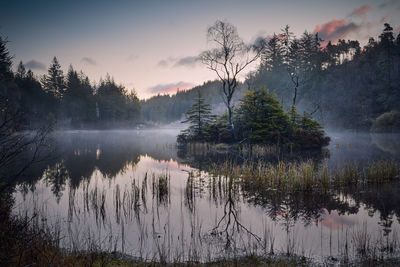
10 130 400 262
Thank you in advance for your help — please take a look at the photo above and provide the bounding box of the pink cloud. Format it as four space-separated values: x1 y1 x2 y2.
313 19 361 45
350 5 371 18
147 81 195 95
318 209 356 230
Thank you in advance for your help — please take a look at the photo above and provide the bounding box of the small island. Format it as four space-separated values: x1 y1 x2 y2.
178 88 330 151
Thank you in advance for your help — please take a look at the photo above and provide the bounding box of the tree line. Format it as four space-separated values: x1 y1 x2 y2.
0 40 140 130
177 21 400 148
2 22 399 131
144 22 400 131
250 23 400 130
141 80 249 124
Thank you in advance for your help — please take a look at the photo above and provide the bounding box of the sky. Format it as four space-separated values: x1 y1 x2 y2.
1 0 400 99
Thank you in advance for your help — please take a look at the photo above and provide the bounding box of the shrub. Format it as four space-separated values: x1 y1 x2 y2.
371 111 400 132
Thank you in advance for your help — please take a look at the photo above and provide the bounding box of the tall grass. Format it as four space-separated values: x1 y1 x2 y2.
4 159 400 265
209 159 400 193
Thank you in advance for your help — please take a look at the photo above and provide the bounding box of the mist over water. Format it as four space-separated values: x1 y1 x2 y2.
11 130 400 262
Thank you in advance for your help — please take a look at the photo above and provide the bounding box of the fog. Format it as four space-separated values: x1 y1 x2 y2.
9 129 400 262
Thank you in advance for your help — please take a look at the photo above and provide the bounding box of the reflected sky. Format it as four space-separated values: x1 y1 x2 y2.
9 130 400 261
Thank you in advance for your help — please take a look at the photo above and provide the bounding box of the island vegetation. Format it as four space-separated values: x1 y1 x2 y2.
177 87 330 150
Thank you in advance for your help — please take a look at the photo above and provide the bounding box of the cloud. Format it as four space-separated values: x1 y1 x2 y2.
157 57 176 68
25 60 46 70
147 81 194 94
313 19 361 44
380 15 388 23
127 54 139 62
173 56 199 67
157 59 171 68
123 82 136 88
349 5 371 18
157 55 200 68
319 209 356 230
378 0 399 9
81 57 97 65
249 31 270 48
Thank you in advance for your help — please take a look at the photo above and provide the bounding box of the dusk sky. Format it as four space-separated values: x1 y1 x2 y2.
1 0 400 98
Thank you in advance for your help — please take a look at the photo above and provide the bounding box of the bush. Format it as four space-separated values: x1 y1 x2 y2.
233 88 329 149
179 88 330 150
371 111 400 132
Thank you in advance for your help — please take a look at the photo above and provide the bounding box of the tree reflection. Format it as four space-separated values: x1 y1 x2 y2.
182 150 400 246
13 130 178 195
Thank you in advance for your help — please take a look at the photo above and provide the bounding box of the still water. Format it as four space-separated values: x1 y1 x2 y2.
11 130 400 262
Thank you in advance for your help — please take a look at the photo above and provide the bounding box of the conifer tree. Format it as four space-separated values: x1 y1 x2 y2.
0 36 12 82
16 61 26 79
262 33 283 71
236 88 290 144
41 57 65 98
181 92 214 141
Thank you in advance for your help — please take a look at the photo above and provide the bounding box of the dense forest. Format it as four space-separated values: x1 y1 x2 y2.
0 45 140 129
1 23 400 131
250 23 400 131
144 23 400 131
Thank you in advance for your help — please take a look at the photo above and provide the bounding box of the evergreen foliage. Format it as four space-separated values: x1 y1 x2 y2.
371 111 400 132
178 92 215 142
1 22 400 133
235 88 290 144
62 66 96 126
96 75 140 123
234 88 329 149
0 36 12 82
0 36 140 129
179 87 330 150
140 80 236 123
41 57 65 98
250 23 400 130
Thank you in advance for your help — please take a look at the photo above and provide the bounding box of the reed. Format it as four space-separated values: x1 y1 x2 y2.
209 159 400 194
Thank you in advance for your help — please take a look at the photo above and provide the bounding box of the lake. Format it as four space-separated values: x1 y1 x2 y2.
11 130 400 263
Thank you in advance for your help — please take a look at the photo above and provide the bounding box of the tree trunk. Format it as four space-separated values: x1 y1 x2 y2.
227 102 234 138
292 76 298 106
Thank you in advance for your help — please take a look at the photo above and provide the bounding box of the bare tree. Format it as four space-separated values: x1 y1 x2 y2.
0 95 52 184
200 20 263 136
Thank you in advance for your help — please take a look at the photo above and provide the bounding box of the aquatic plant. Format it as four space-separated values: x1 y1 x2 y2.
209 159 400 194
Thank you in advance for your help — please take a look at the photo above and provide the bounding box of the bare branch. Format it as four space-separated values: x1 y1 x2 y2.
200 20 261 135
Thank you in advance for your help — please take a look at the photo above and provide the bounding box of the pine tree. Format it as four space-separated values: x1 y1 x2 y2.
0 36 12 82
41 56 65 98
0 36 15 116
280 25 294 66
236 88 290 144
181 92 214 141
16 61 26 79
63 66 96 124
379 23 395 82
262 33 284 71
